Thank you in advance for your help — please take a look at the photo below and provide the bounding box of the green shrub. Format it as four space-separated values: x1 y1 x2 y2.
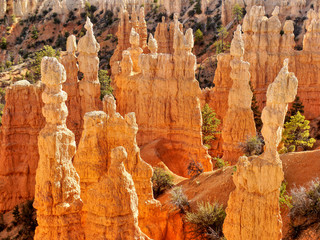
282 112 316 151
186 202 226 240
0 103 4 125
285 96 305 123
151 168 174 198
170 186 189 213
250 81 262 132
240 136 264 157
31 25 39 40
19 200 37 239
201 104 221 149
0 37 7 49
214 157 229 169
98 69 113 100
279 181 292 209
187 159 204 178
194 0 202 14
53 17 61 24
194 29 204 44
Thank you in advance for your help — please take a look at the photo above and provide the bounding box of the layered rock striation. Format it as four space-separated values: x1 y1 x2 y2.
113 17 212 177
33 57 84 239
0 80 45 212
223 59 298 240
221 25 256 164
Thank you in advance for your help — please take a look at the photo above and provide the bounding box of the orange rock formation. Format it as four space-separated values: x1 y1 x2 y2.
113 17 212 177
74 96 162 238
0 80 45 212
221 25 256 164
34 57 84 240
78 17 101 117
223 59 298 240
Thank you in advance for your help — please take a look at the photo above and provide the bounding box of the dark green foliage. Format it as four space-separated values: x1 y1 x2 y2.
285 96 304 123
13 205 20 223
194 29 204 44
249 81 262 132
240 136 264 157
0 103 4 125
98 70 113 100
0 37 7 49
232 4 244 24
201 104 221 149
151 168 174 198
187 159 204 178
170 186 190 214
19 200 37 239
185 202 226 240
194 0 202 15
53 17 61 24
31 25 39 40
27 45 60 83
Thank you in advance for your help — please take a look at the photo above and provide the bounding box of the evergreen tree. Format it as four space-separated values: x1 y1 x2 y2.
215 26 229 54
282 112 316 151
249 81 262 133
98 69 113 100
194 29 204 44
201 104 221 149
232 4 244 24
13 205 20 222
285 96 304 123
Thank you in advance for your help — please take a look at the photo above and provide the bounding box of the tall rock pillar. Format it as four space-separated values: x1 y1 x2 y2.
223 59 298 240
222 25 256 165
34 57 84 240
78 17 101 118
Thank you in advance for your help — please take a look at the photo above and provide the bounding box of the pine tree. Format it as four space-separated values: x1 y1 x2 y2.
232 4 244 24
13 205 20 222
249 81 262 133
285 96 305 123
282 111 316 151
201 104 221 149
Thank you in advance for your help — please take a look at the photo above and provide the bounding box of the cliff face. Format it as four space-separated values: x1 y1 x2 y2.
221 25 256 164
34 57 84 240
223 59 298 240
0 80 45 212
113 15 212 177
74 96 162 239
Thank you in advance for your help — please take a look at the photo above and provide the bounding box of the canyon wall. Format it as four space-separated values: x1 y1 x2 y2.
0 80 44 212
223 59 298 240
113 16 212 177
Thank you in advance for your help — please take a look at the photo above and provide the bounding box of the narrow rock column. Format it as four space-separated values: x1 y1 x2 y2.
60 35 82 143
222 25 256 165
223 59 298 240
78 17 101 117
34 57 84 240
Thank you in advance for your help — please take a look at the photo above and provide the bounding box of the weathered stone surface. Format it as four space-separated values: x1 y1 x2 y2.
113 18 212 177
223 59 298 240
78 17 101 117
0 80 45 212
34 57 84 240
74 96 161 238
60 35 82 143
221 25 256 165
110 8 149 76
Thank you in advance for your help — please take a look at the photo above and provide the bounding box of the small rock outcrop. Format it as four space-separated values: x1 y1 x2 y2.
221 25 256 164
0 81 45 212
113 17 212 177
34 57 84 240
223 59 298 240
